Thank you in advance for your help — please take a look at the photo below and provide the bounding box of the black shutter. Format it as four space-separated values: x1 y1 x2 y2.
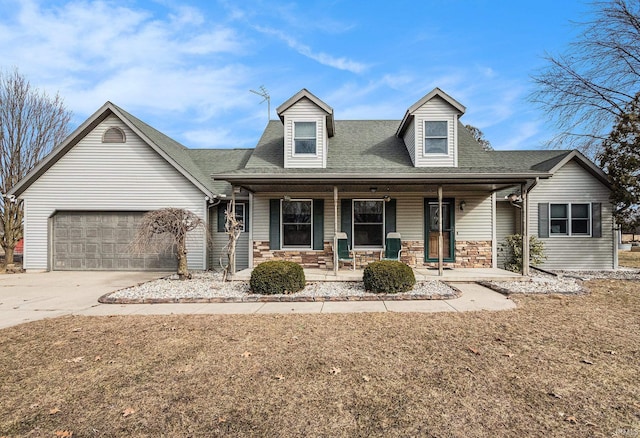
538 203 549 238
269 199 280 250
385 198 397 236
217 202 228 232
341 198 352 246
592 203 602 238
313 199 324 250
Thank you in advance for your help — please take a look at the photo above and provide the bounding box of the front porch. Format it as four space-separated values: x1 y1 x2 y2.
232 267 526 283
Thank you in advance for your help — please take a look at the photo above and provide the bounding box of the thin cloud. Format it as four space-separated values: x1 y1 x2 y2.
497 121 541 150
0 0 253 123
254 26 368 74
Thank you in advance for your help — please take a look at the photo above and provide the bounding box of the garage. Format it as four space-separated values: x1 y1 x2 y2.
52 212 176 271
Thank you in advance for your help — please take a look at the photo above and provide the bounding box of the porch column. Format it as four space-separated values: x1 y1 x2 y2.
521 183 529 276
334 186 338 276
438 185 443 277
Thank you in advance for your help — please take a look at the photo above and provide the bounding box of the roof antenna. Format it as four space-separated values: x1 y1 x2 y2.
250 86 271 122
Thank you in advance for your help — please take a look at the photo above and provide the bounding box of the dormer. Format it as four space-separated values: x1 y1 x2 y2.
276 89 335 169
396 88 466 167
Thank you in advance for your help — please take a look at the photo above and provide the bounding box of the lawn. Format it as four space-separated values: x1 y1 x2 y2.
1 281 638 437
619 250 640 268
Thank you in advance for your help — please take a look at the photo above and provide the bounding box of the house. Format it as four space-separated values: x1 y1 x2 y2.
9 88 616 273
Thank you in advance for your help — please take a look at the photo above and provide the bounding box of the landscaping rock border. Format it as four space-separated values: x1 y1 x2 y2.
99 271 461 304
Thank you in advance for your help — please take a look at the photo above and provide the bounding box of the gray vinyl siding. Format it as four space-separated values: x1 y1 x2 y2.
403 119 416 165
209 204 249 272
530 160 614 269
253 191 492 243
21 115 207 271
495 202 517 269
413 96 458 168
282 98 327 169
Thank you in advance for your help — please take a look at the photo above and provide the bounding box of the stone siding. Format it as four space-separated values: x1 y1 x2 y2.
253 241 333 269
402 240 492 268
253 239 492 269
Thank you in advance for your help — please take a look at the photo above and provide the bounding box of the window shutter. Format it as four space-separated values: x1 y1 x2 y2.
385 198 397 236
217 202 228 232
313 199 324 250
592 203 602 238
538 203 549 238
341 199 352 246
269 199 280 250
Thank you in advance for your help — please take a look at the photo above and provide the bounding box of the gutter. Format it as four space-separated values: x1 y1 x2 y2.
212 172 552 184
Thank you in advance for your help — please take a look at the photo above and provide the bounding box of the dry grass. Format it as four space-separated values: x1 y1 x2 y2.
1 281 639 437
619 250 640 268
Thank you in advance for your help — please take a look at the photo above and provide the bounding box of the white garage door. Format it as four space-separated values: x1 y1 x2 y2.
52 212 176 271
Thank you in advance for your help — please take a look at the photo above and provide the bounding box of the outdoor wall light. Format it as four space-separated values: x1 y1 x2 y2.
383 195 391 202
506 193 521 203
370 187 377 193
459 200 466 211
283 195 292 202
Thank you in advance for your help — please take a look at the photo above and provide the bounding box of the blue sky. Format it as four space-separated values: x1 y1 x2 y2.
0 0 592 150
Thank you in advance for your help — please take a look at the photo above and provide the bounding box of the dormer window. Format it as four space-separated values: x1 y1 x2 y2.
424 121 448 155
294 122 317 155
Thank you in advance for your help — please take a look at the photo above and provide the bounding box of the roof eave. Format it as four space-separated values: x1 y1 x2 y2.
396 88 466 138
109 105 215 197
9 101 115 197
212 172 551 184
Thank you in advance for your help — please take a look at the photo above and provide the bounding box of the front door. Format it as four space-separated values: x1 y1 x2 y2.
425 199 455 262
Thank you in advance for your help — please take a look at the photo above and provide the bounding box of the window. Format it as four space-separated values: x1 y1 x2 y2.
294 122 317 155
550 203 591 236
282 200 312 247
353 200 384 247
234 203 246 232
424 121 448 154
102 127 126 143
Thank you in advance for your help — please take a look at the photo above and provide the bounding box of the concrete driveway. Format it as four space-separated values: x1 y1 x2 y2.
0 271 166 329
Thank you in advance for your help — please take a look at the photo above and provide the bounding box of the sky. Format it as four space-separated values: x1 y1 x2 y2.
0 0 594 151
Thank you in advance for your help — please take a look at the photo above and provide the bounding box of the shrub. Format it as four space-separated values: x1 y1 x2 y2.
499 234 546 272
363 260 416 294
250 261 306 295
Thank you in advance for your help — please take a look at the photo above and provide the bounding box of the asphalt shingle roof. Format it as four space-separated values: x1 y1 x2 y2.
232 119 573 176
188 148 253 195
112 104 221 194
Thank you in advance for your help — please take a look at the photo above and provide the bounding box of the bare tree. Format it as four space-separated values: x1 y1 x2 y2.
130 208 205 280
464 124 493 151
530 0 640 156
222 203 242 282
1 69 71 266
598 92 640 228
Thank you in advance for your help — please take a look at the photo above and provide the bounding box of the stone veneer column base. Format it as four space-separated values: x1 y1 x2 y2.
402 240 492 268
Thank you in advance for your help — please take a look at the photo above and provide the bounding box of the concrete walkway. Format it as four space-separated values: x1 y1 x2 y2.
0 272 516 330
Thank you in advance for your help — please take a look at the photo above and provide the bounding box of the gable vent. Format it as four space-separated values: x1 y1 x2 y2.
102 127 126 143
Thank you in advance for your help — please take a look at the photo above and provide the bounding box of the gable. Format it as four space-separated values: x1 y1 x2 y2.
23 115 206 202
10 102 215 198
281 97 328 169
